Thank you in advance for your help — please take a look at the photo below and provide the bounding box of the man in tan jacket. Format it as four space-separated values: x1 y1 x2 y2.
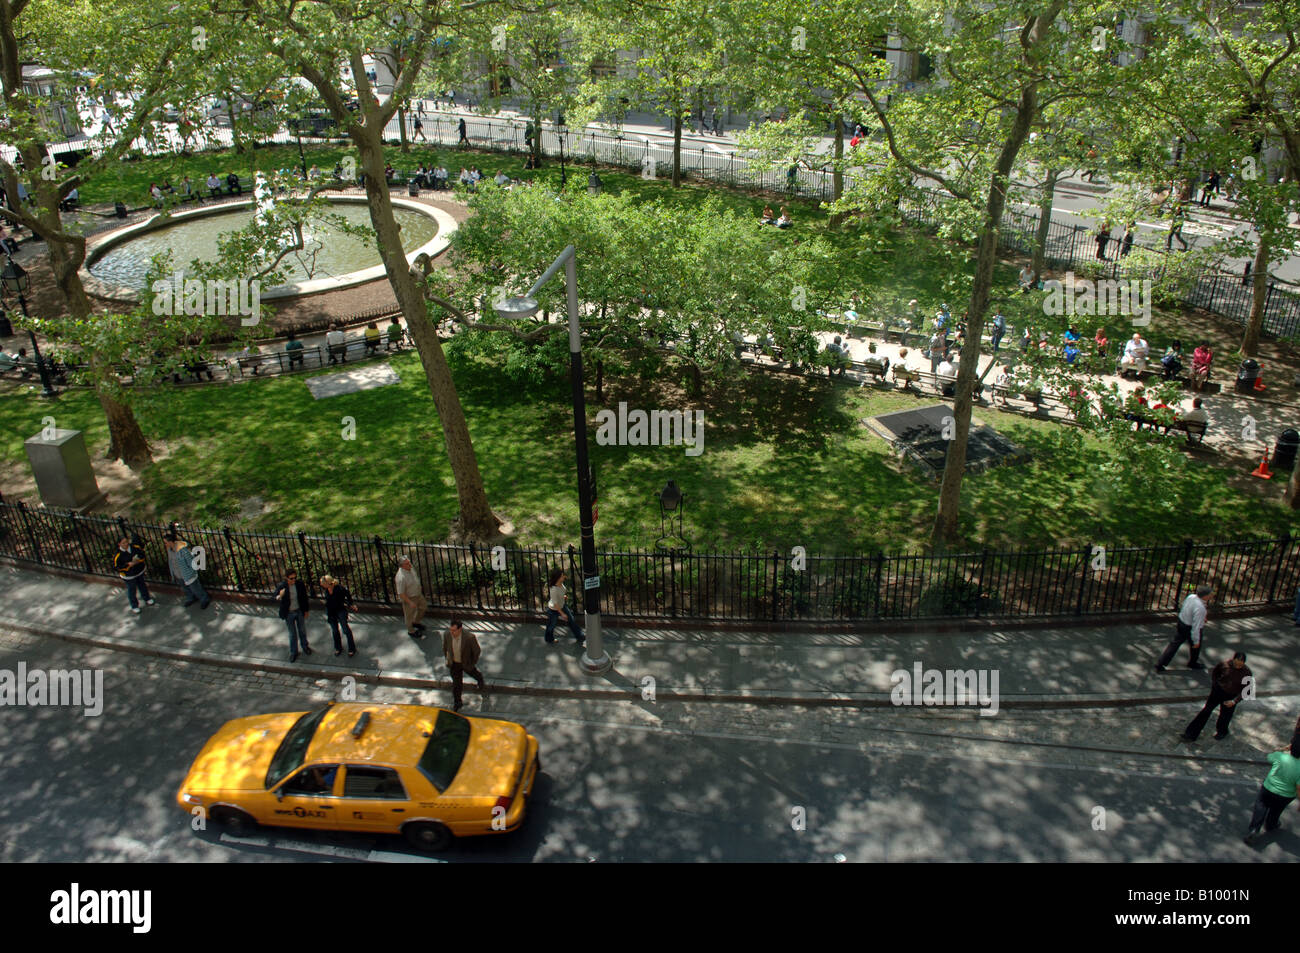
442 619 486 712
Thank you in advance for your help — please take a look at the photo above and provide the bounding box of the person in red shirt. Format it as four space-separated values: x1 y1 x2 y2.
1191 341 1214 391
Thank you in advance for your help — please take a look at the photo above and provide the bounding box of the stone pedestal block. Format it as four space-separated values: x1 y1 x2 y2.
24 427 106 512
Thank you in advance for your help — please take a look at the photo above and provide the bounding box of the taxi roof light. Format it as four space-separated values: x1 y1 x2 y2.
351 711 371 739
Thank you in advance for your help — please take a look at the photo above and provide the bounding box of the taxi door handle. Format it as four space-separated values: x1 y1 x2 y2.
391 808 405 813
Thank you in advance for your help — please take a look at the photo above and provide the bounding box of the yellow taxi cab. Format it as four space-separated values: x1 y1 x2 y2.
177 702 540 850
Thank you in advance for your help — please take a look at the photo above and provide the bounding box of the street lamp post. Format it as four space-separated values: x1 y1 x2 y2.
496 246 611 675
1 257 56 398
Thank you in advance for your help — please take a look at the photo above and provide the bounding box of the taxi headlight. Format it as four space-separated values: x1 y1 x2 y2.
181 793 204 806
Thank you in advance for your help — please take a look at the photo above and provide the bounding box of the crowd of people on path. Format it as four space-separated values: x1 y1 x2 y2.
110 536 591 712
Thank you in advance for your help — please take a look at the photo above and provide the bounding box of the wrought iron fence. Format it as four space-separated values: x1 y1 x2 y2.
1 501 1293 624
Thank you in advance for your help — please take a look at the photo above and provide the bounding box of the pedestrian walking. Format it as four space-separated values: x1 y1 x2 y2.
1182 652 1251 742
165 532 210 609
990 310 1007 353
712 108 722 136
320 574 357 657
458 117 468 145
113 536 156 614
1094 221 1111 260
1120 222 1135 257
443 619 486 712
1200 170 1220 207
927 332 945 374
1165 203 1189 251
1243 735 1300 842
274 569 312 662
1155 583 1213 671
413 117 426 141
395 554 427 638
543 568 585 644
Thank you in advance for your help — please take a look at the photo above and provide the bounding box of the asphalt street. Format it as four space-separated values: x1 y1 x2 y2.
3 626 1296 863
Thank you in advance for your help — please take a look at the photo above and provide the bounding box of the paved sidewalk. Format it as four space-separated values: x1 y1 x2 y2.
2 563 1297 709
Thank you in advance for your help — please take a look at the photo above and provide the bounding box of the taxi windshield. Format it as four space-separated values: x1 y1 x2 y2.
265 707 330 789
418 710 471 792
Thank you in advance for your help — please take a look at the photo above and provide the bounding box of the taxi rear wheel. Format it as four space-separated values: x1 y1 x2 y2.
211 807 257 836
403 821 453 851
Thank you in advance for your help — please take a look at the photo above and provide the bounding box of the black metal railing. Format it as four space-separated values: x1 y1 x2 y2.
0 501 1292 624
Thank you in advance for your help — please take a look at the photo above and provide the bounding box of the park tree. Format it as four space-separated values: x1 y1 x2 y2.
447 182 842 396
0 0 220 467
596 0 728 188
222 0 525 540
821 0 1152 548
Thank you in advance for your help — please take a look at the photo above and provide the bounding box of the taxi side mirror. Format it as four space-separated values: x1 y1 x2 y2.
274 788 284 802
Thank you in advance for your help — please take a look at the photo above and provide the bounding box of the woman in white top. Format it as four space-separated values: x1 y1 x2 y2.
544 568 585 644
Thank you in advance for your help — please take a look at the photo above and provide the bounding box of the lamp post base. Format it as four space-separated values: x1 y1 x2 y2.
579 650 613 675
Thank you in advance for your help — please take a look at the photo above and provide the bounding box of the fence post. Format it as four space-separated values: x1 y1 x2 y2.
16 500 42 564
474 544 485 611
1173 538 1194 609
976 548 990 618
771 550 780 622
873 552 885 620
223 527 244 592
1074 546 1090 616
297 531 314 595
1267 532 1291 604
70 512 92 573
373 536 391 603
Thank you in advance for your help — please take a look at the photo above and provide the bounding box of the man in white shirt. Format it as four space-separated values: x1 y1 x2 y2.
1181 397 1209 427
395 554 427 638
1120 333 1149 375
206 173 222 198
1156 583 1213 671
936 354 957 396
326 324 347 364
494 171 509 187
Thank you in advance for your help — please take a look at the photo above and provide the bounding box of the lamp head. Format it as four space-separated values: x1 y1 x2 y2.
1 258 29 295
495 295 539 320
659 479 682 513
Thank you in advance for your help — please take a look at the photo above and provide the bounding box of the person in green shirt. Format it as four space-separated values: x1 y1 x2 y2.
1244 735 1300 842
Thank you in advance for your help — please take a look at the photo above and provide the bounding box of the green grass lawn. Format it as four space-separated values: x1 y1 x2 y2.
0 352 1291 553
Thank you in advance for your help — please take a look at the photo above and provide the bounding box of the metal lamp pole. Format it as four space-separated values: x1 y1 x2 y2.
497 245 611 674
2 257 55 398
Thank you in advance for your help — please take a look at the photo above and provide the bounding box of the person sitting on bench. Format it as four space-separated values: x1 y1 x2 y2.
326 324 347 364
285 332 305 369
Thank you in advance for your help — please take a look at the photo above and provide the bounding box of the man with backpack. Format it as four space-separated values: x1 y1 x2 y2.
113 536 156 614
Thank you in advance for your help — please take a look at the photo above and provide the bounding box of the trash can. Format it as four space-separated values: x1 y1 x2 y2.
1274 429 1300 474
1236 358 1260 393
0 311 11 337
407 182 420 197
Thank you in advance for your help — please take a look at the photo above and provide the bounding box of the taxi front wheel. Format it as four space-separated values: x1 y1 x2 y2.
211 807 257 836
403 821 453 851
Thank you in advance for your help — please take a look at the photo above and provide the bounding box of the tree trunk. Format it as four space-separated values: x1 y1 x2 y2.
1030 167 1059 282
1240 228 1271 357
931 6 1061 549
16 139 154 469
829 115 845 228
356 138 499 540
672 110 682 188
397 105 409 153
226 86 244 154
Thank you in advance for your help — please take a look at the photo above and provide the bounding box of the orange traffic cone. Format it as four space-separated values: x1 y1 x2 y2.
1254 375 1266 392
1251 447 1273 479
